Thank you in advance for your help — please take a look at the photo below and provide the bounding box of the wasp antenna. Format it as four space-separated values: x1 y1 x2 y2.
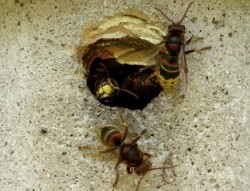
149 165 177 172
115 87 139 99
178 2 194 25
99 62 110 77
155 7 175 24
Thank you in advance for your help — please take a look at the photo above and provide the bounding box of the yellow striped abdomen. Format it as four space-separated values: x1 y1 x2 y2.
156 61 180 89
98 125 122 147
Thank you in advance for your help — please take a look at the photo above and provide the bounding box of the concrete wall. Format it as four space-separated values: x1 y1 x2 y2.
1 0 249 190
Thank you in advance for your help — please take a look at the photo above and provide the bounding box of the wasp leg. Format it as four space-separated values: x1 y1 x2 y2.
113 168 120 187
135 174 146 191
186 35 211 54
78 145 102 153
119 108 125 124
185 46 211 54
144 72 157 84
138 65 156 74
131 129 147 144
186 36 206 45
127 166 133 174
78 145 117 158
185 49 194 54
121 122 129 142
113 155 124 187
99 146 117 153
186 35 194 45
78 145 94 151
143 152 152 158
119 109 129 142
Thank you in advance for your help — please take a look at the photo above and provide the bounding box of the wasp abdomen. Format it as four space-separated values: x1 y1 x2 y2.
98 126 122 147
157 58 180 89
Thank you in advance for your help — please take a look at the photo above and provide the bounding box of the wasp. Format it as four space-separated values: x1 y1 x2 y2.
155 2 194 97
92 61 139 103
117 2 211 97
79 114 176 191
120 65 162 107
82 47 139 104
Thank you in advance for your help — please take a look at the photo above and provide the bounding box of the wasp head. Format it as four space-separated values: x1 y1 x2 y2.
168 24 185 33
95 78 120 103
134 159 152 176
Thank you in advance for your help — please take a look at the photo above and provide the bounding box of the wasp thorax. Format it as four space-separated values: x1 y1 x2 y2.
98 126 122 147
164 33 184 58
121 144 144 167
166 35 182 45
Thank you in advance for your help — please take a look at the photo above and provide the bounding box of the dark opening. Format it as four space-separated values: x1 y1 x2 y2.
86 58 162 110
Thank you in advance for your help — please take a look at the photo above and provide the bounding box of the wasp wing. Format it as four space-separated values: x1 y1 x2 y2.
178 44 188 97
116 42 165 66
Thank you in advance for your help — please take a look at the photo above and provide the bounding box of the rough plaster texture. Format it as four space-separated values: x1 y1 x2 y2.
0 0 249 191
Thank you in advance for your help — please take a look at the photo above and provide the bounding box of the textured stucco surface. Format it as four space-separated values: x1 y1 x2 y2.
0 0 249 191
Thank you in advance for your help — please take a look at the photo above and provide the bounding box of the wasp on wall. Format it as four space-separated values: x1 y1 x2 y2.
79 113 176 191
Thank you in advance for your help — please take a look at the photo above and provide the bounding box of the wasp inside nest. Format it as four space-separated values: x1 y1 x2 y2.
83 37 163 110
77 9 166 110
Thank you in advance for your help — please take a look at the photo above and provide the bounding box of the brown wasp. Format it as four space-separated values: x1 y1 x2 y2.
79 113 176 191
117 2 211 97
120 65 162 104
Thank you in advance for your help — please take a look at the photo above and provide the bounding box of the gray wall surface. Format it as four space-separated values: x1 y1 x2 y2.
0 0 249 191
